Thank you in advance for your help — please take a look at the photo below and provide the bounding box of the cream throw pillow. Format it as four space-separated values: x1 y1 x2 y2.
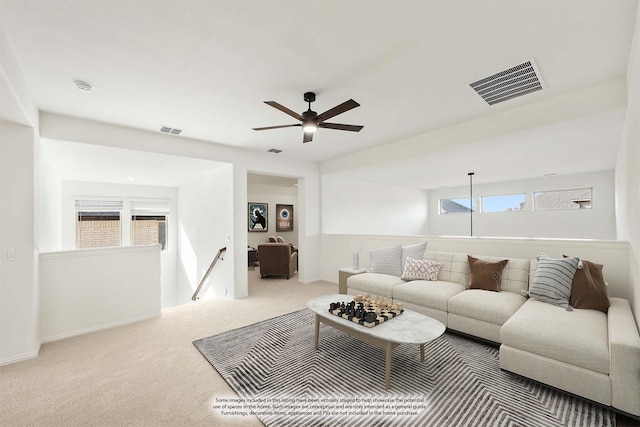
401 257 443 281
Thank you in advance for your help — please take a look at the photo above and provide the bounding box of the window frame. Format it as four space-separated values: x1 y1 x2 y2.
533 187 593 212
130 199 170 251
73 198 170 251
438 197 475 215
75 198 124 249
480 193 527 214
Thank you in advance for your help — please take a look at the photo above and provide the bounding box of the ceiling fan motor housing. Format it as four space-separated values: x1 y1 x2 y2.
302 110 317 120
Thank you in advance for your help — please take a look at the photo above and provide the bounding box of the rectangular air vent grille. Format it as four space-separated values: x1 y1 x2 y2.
160 126 182 135
470 59 544 105
267 148 283 154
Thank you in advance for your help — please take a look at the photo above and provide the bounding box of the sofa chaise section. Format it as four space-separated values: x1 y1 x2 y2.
500 297 640 416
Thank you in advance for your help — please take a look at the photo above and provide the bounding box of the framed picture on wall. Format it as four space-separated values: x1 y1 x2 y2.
276 204 294 232
248 202 268 232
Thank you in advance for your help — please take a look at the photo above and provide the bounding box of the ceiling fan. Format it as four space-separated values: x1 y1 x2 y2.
253 92 363 143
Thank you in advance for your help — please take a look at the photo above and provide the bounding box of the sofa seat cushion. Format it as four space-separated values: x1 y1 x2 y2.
392 280 465 312
501 299 609 374
448 289 526 326
346 273 405 297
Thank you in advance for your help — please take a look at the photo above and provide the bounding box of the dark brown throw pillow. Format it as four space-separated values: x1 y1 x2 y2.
467 255 508 292
564 255 610 312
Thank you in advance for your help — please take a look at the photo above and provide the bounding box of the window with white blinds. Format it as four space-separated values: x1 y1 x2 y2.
130 199 169 250
74 199 170 250
75 199 123 248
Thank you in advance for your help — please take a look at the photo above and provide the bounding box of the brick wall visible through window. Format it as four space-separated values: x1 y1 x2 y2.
76 218 121 248
131 217 167 249
75 199 168 250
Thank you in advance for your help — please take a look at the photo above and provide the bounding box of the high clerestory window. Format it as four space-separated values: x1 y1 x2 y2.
534 188 592 211
439 198 475 215
481 193 526 213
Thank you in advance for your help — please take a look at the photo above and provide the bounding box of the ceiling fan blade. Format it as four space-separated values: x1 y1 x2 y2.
303 131 313 143
252 124 301 131
319 122 364 132
316 99 360 122
264 101 303 121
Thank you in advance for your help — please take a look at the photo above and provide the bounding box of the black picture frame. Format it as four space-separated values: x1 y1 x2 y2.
248 202 268 232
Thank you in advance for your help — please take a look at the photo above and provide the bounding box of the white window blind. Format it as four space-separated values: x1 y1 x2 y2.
75 199 123 212
130 200 170 216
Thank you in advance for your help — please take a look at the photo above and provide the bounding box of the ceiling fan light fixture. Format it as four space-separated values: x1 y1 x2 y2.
302 123 317 133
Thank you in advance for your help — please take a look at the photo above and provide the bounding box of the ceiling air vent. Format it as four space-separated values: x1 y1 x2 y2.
267 148 283 154
160 126 183 135
469 59 544 105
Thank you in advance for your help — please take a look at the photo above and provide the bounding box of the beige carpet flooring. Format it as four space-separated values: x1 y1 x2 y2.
0 269 337 427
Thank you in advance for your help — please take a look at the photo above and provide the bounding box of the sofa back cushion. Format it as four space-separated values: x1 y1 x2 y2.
423 251 469 286
423 250 530 295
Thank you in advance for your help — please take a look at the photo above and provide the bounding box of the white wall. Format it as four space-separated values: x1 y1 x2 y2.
428 170 616 239
36 139 63 252
177 165 234 302
247 180 298 248
321 174 429 235
39 245 161 342
0 121 39 365
59 181 178 308
616 4 640 330
0 27 41 366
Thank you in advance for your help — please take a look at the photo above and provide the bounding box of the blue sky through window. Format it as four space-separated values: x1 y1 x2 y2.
482 194 525 213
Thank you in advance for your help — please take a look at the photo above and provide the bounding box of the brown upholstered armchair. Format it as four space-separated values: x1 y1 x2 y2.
257 243 298 279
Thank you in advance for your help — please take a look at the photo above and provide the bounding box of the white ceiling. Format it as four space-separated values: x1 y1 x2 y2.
0 0 637 187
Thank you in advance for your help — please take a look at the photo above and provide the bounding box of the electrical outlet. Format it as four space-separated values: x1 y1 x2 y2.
4 248 16 261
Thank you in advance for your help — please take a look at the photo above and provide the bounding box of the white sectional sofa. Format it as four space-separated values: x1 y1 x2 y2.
346 248 640 417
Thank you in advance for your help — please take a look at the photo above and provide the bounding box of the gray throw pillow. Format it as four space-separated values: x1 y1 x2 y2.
530 254 579 309
368 244 403 277
401 242 427 269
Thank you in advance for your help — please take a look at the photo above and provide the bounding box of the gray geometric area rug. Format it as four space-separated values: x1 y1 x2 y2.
193 309 615 427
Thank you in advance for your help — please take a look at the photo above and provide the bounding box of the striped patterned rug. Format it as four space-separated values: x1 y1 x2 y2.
193 309 615 427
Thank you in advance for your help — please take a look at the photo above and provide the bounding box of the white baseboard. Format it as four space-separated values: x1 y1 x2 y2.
40 312 160 344
0 344 41 367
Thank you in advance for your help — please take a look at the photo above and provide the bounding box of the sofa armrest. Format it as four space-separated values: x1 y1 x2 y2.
289 251 298 274
608 297 640 416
